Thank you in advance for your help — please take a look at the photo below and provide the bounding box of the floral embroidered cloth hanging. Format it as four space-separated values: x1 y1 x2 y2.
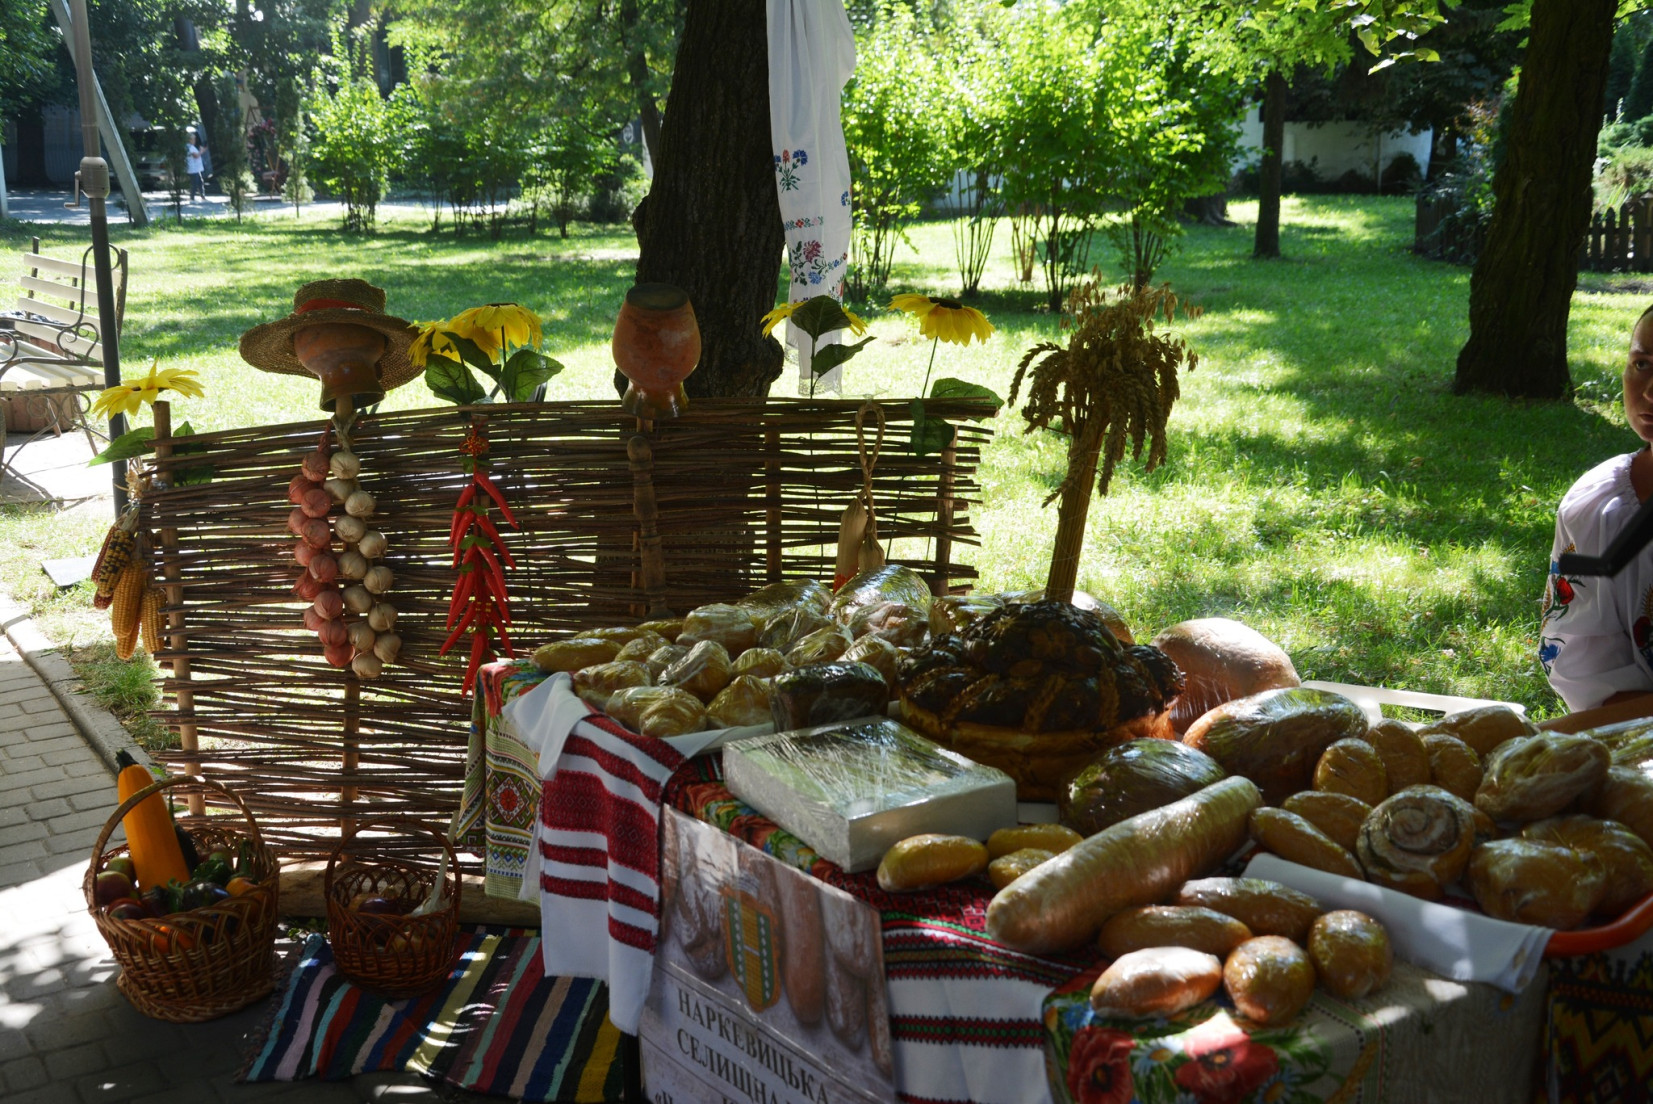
767 0 856 394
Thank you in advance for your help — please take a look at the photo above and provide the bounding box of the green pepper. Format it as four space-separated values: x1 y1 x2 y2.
191 857 232 887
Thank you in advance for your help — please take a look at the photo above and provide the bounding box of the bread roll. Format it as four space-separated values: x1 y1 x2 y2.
1175 877 1323 943
987 823 1084 859
1097 906 1253 959
1307 910 1392 1000
608 685 697 731
1150 617 1301 735
1250 807 1365 879
1584 766 1653 852
1422 733 1482 802
1365 719 1432 794
706 674 773 728
639 617 686 641
1090 947 1223 1018
842 634 903 687
1356 785 1477 901
646 644 690 679
1522 814 1653 917
1418 705 1534 758
533 636 620 673
658 640 733 702
571 660 651 711
760 606 836 653
731 646 789 680
1182 687 1368 803
639 692 709 738
988 848 1055 890
1283 791 1371 852
876 834 989 892
678 602 757 653
1314 738 1389 806
1474 733 1610 825
1223 936 1315 1025
1467 839 1606 929
786 625 853 666
613 631 670 663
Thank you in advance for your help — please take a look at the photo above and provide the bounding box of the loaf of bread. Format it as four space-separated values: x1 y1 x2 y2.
1417 705 1534 758
572 660 652 711
1314 738 1389 806
1467 839 1606 929
613 630 671 663
1283 791 1371 852
1061 739 1227 835
1097 905 1254 959
534 636 621 673
1523 815 1653 916
639 690 709 738
1175 877 1323 943
1182 687 1368 803
1223 936 1316 1025
1365 719 1432 794
1250 807 1365 879
1149 617 1301 735
1356 785 1477 901
677 602 758 653
607 685 695 731
775 868 826 1025
645 644 690 679
1307 910 1392 1000
1422 734 1483 802
658 640 734 702
706 674 773 729
1090 947 1223 1018
1584 766 1653 852
731 646 789 680
1474 733 1610 825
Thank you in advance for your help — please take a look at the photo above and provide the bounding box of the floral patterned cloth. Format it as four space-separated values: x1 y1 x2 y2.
767 0 856 393
453 660 553 900
1045 959 1548 1104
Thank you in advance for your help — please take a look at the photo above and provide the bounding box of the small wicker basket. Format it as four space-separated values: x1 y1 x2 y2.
324 817 462 997
85 775 280 1022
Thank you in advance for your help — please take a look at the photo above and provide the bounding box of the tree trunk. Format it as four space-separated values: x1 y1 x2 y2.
633 0 783 398
1254 69 1285 260
1454 0 1615 400
620 0 664 169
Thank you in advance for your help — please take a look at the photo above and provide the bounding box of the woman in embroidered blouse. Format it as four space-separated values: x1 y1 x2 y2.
1543 304 1653 712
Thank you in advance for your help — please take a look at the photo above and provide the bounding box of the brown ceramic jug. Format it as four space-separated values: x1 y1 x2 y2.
611 283 700 419
293 323 388 408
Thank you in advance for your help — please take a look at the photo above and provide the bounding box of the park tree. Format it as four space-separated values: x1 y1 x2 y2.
0 1 56 123
1453 0 1620 399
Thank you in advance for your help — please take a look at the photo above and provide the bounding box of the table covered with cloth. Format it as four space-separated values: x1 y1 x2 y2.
456 661 1560 1104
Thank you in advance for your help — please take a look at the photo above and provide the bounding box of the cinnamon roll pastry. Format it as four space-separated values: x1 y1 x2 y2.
1355 784 1477 900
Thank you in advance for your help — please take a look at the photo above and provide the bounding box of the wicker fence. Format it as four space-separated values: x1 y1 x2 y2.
1415 193 1653 272
143 397 992 857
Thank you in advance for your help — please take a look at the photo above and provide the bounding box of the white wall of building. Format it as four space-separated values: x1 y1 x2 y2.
1236 104 1432 185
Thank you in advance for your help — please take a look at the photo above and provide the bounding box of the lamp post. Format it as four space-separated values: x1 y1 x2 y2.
65 0 127 515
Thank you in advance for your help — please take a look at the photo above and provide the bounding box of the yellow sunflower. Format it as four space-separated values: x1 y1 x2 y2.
447 303 542 354
889 293 994 346
89 360 204 421
409 321 462 369
760 298 868 339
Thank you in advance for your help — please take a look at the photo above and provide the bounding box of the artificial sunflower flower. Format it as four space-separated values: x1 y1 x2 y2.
89 359 204 421
409 321 461 369
889 293 994 346
759 297 868 339
448 303 542 354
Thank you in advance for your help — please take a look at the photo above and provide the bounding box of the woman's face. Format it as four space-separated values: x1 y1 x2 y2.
1626 314 1653 445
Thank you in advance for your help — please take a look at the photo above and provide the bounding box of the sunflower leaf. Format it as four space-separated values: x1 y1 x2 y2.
907 398 956 457
929 377 1004 419
88 427 154 467
501 349 564 403
444 332 498 375
811 337 874 376
424 355 487 406
789 297 861 340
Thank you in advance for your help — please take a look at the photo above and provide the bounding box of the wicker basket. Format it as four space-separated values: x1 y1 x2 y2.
324 817 462 997
85 775 281 1022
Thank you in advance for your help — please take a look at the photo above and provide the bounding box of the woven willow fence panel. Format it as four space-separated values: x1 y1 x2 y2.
144 398 992 855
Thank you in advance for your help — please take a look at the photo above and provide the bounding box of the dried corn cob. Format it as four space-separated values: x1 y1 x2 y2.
110 564 146 661
139 587 165 657
92 524 136 591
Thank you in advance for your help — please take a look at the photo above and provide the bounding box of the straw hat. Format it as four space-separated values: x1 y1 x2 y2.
239 278 420 399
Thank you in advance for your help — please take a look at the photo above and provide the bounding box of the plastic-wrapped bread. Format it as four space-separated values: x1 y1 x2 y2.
659 640 734 702
1522 815 1653 916
1356 785 1477 900
770 662 890 730
1149 617 1301 735
639 617 686 641
1474 733 1610 825
842 635 902 687
731 646 789 680
608 686 697 732
1249 807 1365 879
1097 906 1253 959
1467 838 1606 929
1418 705 1534 758
988 848 1055 890
1422 734 1483 802
645 644 690 679
640 691 710 739
1365 719 1432 795
582 625 663 645
533 637 621 673
1223 936 1315 1025
1314 738 1388 806
1174 877 1323 943
1090 947 1223 1018
614 630 671 663
1307 910 1391 1000
786 625 853 666
760 607 836 653
706 674 774 729
1060 739 1227 835
1584 766 1653 852
1282 791 1371 852
571 660 652 711
929 594 1001 638
1182 687 1369 804
827 565 934 625
736 579 832 627
677 603 758 653
847 600 928 648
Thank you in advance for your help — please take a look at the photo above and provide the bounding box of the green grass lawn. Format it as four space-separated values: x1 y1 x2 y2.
3 194 1645 740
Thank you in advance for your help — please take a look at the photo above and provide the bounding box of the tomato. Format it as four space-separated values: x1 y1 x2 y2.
151 924 197 953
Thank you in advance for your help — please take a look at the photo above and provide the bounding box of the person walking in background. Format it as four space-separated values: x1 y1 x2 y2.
185 131 207 200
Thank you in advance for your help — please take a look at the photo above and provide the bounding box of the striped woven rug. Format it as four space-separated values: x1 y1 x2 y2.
241 927 625 1102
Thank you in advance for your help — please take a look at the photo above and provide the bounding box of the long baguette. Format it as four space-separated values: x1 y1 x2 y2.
986 776 1262 954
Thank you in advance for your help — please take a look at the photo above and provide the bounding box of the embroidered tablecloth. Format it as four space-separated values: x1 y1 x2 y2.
1547 928 1653 1104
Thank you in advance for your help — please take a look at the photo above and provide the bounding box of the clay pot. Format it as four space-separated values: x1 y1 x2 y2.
293 323 388 408
611 283 700 419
